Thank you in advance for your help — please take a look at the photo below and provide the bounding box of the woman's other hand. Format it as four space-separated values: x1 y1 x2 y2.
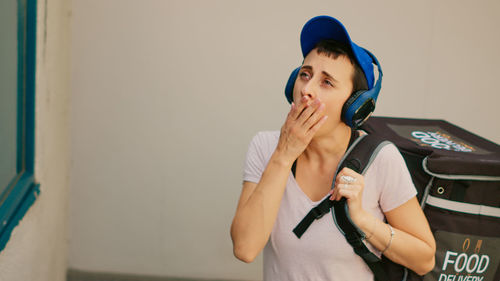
329 167 367 225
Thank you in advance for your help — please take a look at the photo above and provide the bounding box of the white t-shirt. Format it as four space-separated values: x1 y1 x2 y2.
242 131 417 281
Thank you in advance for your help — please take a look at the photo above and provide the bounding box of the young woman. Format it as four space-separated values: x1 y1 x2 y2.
231 16 436 280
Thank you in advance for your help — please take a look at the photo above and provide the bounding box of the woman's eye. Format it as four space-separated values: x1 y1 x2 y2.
323 80 333 87
299 72 310 80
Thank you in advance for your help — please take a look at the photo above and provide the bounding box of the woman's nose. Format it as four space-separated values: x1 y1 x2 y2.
300 81 316 100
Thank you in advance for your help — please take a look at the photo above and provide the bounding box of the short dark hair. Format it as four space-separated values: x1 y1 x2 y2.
313 39 368 93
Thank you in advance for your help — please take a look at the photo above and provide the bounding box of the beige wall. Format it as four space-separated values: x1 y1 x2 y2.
0 0 71 281
69 1 500 281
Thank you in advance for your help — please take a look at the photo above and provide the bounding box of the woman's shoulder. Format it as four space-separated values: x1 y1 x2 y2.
247 130 280 158
362 135 407 174
364 134 417 211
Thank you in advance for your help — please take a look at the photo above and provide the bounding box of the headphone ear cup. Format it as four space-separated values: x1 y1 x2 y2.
284 67 301 104
342 48 383 128
341 90 365 124
342 89 376 128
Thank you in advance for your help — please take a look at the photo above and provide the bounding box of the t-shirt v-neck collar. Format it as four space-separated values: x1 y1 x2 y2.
290 129 358 204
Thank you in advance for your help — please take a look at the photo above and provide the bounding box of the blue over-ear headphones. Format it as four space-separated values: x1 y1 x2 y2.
284 48 382 129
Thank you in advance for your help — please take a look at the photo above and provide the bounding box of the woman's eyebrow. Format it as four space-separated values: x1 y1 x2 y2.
321 71 338 83
301 65 339 83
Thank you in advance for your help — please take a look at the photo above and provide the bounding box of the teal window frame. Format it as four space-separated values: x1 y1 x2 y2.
0 0 40 252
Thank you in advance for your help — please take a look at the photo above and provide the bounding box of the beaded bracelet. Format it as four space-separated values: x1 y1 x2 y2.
381 225 394 255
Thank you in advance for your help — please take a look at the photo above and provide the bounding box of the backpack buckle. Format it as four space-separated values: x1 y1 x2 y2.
311 206 326 219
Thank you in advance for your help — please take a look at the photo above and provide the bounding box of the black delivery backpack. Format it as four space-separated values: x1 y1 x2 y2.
360 117 500 281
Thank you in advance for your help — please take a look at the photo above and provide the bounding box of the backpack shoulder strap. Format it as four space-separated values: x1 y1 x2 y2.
331 133 390 242
331 133 392 281
339 132 391 175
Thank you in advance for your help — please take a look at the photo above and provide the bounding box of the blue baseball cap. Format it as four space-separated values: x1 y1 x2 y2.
300 16 375 89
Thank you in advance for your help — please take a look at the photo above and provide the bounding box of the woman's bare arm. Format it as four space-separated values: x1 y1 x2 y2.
356 197 436 275
230 152 292 263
